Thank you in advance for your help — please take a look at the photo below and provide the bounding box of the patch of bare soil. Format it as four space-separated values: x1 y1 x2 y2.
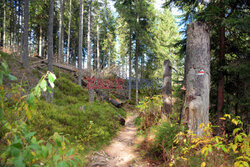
87 113 157 167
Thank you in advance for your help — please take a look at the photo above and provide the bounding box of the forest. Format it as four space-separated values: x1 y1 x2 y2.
0 0 249 166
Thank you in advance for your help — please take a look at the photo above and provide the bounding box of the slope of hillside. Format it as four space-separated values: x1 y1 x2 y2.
0 51 126 165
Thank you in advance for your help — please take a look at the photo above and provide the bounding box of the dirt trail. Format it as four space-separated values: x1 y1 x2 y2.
87 113 150 167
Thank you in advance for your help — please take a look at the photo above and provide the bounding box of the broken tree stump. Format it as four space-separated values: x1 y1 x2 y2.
184 21 210 136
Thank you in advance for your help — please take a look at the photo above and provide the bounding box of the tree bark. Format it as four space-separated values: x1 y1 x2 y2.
22 0 29 67
217 9 225 125
141 54 144 78
135 12 139 105
47 0 54 72
97 23 100 70
3 1 6 47
13 0 17 51
128 29 132 100
78 0 84 85
87 0 92 69
162 60 172 114
87 0 94 103
38 25 42 57
184 22 210 136
66 0 72 64
58 0 64 63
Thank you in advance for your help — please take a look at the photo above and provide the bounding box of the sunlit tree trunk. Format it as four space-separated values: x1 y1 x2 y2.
135 13 139 105
87 0 94 103
13 0 17 51
184 22 210 136
78 0 84 85
18 0 22 47
3 1 6 47
22 0 29 67
48 0 54 72
38 25 42 57
58 0 64 63
162 60 172 115
97 23 100 70
66 0 72 64
87 0 92 69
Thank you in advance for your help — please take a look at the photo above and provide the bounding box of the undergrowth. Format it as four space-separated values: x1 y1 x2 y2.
135 92 249 167
0 52 126 166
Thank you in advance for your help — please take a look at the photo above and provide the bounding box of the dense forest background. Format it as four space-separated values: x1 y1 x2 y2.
0 0 249 166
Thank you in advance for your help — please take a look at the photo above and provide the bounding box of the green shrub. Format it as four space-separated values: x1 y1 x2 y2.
154 122 183 150
136 95 163 130
53 77 88 105
1 122 81 167
30 100 125 146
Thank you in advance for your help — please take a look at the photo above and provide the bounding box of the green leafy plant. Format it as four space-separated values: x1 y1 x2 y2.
1 122 81 167
0 65 82 166
0 59 17 85
136 95 163 130
171 114 249 167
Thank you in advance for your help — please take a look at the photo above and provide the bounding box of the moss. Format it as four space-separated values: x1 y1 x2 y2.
53 77 89 105
30 100 125 146
29 75 126 150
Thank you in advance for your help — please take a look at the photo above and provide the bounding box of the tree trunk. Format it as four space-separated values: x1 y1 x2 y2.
141 54 144 78
162 60 172 114
97 23 100 70
108 47 111 67
18 0 22 47
78 0 84 85
217 11 225 125
10 0 13 48
38 25 42 57
13 0 17 51
47 0 54 72
3 1 6 47
135 13 139 105
128 28 132 100
58 0 64 63
87 0 92 69
87 0 94 103
66 0 72 64
22 0 29 67
184 22 210 136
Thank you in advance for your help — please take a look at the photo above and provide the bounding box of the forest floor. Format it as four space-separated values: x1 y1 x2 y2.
87 112 156 167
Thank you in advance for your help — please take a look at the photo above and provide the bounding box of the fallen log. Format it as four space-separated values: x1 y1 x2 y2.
94 89 122 108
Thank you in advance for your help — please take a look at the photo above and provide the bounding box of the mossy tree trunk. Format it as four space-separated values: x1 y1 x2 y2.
184 22 210 136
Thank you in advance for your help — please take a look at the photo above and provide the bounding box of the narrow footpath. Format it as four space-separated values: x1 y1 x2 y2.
87 113 151 167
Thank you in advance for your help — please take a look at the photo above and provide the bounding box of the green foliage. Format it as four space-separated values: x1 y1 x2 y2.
171 114 249 167
0 65 82 166
1 123 81 167
53 77 88 105
155 122 183 151
30 100 124 146
29 75 125 148
0 59 17 85
136 95 163 130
